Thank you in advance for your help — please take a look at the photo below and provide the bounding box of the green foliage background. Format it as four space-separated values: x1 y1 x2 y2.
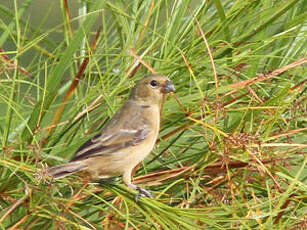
0 0 306 229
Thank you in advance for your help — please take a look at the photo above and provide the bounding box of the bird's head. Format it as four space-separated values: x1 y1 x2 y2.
130 75 175 106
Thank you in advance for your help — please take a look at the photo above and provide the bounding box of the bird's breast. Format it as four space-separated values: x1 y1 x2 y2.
123 104 160 168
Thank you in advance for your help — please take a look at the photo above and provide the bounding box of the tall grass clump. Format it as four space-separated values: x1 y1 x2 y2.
0 0 306 229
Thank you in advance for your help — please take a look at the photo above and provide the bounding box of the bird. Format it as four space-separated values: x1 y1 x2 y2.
47 74 175 199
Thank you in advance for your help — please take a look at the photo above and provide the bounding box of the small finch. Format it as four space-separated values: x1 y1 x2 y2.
47 74 175 198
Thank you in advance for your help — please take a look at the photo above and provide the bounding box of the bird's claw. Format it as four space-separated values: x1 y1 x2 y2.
135 186 153 201
128 183 153 201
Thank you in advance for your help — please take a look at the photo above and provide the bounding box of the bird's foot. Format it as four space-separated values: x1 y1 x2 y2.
128 184 153 200
135 187 153 200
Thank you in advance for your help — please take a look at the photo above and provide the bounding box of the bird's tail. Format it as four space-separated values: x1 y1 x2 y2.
47 161 87 179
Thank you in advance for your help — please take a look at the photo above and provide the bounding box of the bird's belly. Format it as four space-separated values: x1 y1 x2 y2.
122 139 156 169
84 133 158 179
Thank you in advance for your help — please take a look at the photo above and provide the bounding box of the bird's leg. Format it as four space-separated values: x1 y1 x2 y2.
123 171 153 200
128 183 153 199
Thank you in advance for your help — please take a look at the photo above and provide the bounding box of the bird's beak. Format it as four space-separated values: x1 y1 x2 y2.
162 80 175 93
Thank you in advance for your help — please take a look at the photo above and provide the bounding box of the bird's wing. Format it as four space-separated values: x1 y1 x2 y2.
70 101 151 162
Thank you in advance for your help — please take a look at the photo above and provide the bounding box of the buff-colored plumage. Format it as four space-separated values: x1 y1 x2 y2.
47 75 175 198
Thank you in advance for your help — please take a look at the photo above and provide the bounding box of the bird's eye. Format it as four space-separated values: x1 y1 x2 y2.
150 80 158 87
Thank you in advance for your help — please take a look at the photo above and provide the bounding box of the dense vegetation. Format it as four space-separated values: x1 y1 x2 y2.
0 0 306 229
